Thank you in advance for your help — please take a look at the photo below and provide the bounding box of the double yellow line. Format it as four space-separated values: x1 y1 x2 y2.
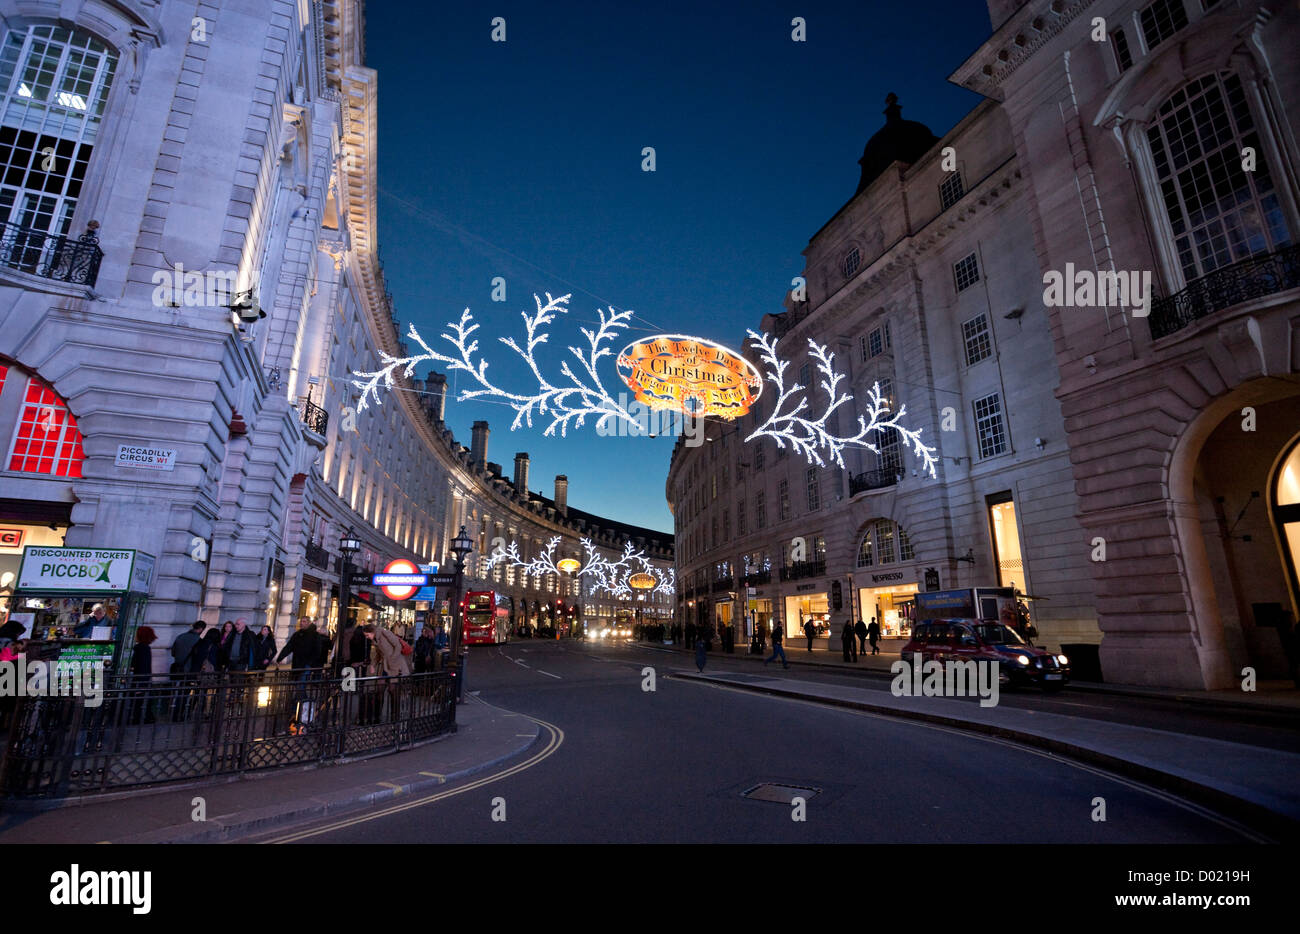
262 710 564 843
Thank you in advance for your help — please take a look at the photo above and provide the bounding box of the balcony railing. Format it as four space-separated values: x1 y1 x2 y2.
304 540 333 571
779 559 826 581
0 220 103 287
1149 244 1300 340
849 467 899 496
743 569 771 587
301 398 329 435
711 577 734 593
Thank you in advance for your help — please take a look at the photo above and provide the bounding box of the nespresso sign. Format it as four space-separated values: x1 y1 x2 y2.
869 571 906 583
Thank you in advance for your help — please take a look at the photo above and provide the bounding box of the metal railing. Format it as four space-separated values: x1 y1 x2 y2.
1149 244 1300 340
743 569 771 586
711 577 734 593
303 540 333 570
849 467 899 495
0 668 455 799
0 220 103 287
779 560 826 582
301 398 330 435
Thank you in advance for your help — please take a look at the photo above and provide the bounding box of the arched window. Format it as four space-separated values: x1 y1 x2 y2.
0 24 116 271
0 361 84 477
1274 437 1300 610
1146 72 1291 284
857 520 914 568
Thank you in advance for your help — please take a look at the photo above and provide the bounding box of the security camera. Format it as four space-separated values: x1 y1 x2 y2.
230 289 266 324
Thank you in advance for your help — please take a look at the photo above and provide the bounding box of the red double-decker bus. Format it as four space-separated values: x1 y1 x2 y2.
463 591 511 645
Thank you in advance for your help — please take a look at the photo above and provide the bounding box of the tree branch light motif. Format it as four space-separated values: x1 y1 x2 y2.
351 292 937 475
484 536 676 599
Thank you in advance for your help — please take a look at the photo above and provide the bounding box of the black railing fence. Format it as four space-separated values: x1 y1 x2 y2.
1149 244 1300 340
849 467 899 495
301 398 329 435
0 668 455 799
0 220 103 287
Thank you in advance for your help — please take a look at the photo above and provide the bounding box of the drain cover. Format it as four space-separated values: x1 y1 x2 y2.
742 782 821 803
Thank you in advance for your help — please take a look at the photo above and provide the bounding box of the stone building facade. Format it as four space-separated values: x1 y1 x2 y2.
953 0 1300 688
0 0 670 667
667 92 1101 659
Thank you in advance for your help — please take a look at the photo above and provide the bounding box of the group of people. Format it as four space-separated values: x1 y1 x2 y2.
834 618 882 662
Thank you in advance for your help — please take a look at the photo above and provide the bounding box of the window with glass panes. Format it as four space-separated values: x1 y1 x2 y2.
4 367 84 476
953 252 980 292
939 171 964 210
755 491 766 528
806 467 819 511
973 392 1008 458
737 499 746 535
1146 72 1290 283
842 247 860 279
962 313 993 366
0 25 117 260
778 480 790 520
1111 28 1133 71
878 426 901 472
1139 0 1188 51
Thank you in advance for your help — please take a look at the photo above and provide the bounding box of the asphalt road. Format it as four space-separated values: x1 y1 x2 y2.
251 639 1264 843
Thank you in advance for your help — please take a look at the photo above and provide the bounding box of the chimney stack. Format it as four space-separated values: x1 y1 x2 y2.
513 452 530 493
471 420 489 465
426 372 446 423
554 474 568 516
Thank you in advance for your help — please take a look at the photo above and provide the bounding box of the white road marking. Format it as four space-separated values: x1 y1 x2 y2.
537 669 562 679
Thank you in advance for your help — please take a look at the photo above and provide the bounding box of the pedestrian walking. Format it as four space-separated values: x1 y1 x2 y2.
764 622 789 669
365 624 410 677
841 620 857 662
695 632 707 672
130 626 158 723
867 617 881 655
276 619 324 670
803 616 815 652
855 618 868 655
254 625 276 670
169 621 204 674
221 617 258 672
414 626 436 674
197 629 222 672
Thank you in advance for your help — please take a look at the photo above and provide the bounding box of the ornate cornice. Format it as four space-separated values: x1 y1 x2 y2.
949 0 1095 101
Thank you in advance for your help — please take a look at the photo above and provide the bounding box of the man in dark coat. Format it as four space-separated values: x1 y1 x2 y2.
222 618 258 671
867 617 881 655
170 621 205 674
277 619 323 670
803 616 816 652
841 620 857 662
414 626 436 674
855 618 868 655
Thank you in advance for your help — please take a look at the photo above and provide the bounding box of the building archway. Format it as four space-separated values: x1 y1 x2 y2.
1169 387 1300 684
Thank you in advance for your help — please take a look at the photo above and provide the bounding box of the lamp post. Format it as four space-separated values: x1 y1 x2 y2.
448 526 474 695
337 530 361 670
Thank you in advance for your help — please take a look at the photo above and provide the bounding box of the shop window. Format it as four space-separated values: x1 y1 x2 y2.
987 492 1024 589
1272 438 1300 608
1146 72 1290 285
4 367 84 477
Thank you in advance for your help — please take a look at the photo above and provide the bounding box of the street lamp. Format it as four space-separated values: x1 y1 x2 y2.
337 529 361 671
447 526 473 693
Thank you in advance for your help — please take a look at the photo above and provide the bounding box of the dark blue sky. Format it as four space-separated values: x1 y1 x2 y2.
366 1 991 533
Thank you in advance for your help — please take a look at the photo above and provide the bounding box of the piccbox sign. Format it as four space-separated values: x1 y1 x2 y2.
17 547 157 593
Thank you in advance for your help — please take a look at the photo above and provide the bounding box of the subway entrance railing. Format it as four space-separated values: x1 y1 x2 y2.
0 668 456 799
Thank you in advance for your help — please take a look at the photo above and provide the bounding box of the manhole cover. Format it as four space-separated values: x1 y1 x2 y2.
741 782 821 803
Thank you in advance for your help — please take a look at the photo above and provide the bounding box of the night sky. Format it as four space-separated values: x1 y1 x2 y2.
365 0 991 533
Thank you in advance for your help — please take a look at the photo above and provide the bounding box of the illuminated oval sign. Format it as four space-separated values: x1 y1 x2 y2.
628 572 657 590
379 558 421 600
616 334 761 420
557 557 582 574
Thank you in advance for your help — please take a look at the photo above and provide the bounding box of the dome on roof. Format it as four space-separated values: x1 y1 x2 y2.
856 93 939 195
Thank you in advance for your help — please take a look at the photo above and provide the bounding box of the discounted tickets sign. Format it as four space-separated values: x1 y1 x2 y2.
17 547 157 592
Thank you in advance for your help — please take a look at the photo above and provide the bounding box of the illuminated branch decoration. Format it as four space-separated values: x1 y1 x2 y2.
744 331 938 477
349 291 936 475
483 535 676 598
351 292 645 437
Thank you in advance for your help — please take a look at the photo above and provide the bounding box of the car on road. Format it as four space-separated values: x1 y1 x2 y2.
900 618 1070 691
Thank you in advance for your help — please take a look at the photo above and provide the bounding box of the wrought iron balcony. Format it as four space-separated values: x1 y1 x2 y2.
743 569 771 587
779 559 826 581
304 540 333 571
301 398 329 435
849 467 899 495
0 220 103 287
711 576 734 592
1149 244 1300 340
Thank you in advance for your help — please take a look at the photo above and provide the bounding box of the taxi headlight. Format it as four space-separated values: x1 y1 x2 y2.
1015 654 1031 666
1057 654 1069 665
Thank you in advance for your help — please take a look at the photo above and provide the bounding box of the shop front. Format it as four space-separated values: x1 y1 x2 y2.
783 585 830 639
856 568 920 638
0 521 67 620
714 595 733 639
8 545 156 676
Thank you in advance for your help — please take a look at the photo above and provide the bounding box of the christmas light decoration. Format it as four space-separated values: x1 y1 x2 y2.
483 534 677 599
351 292 937 473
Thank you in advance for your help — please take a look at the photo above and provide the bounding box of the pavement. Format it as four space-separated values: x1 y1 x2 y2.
0 694 539 844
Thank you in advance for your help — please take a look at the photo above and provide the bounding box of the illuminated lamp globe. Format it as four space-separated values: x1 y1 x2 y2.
628 572 657 591
557 557 582 574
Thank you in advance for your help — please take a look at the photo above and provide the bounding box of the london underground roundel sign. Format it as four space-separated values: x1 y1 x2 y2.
378 558 421 600
616 334 761 420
